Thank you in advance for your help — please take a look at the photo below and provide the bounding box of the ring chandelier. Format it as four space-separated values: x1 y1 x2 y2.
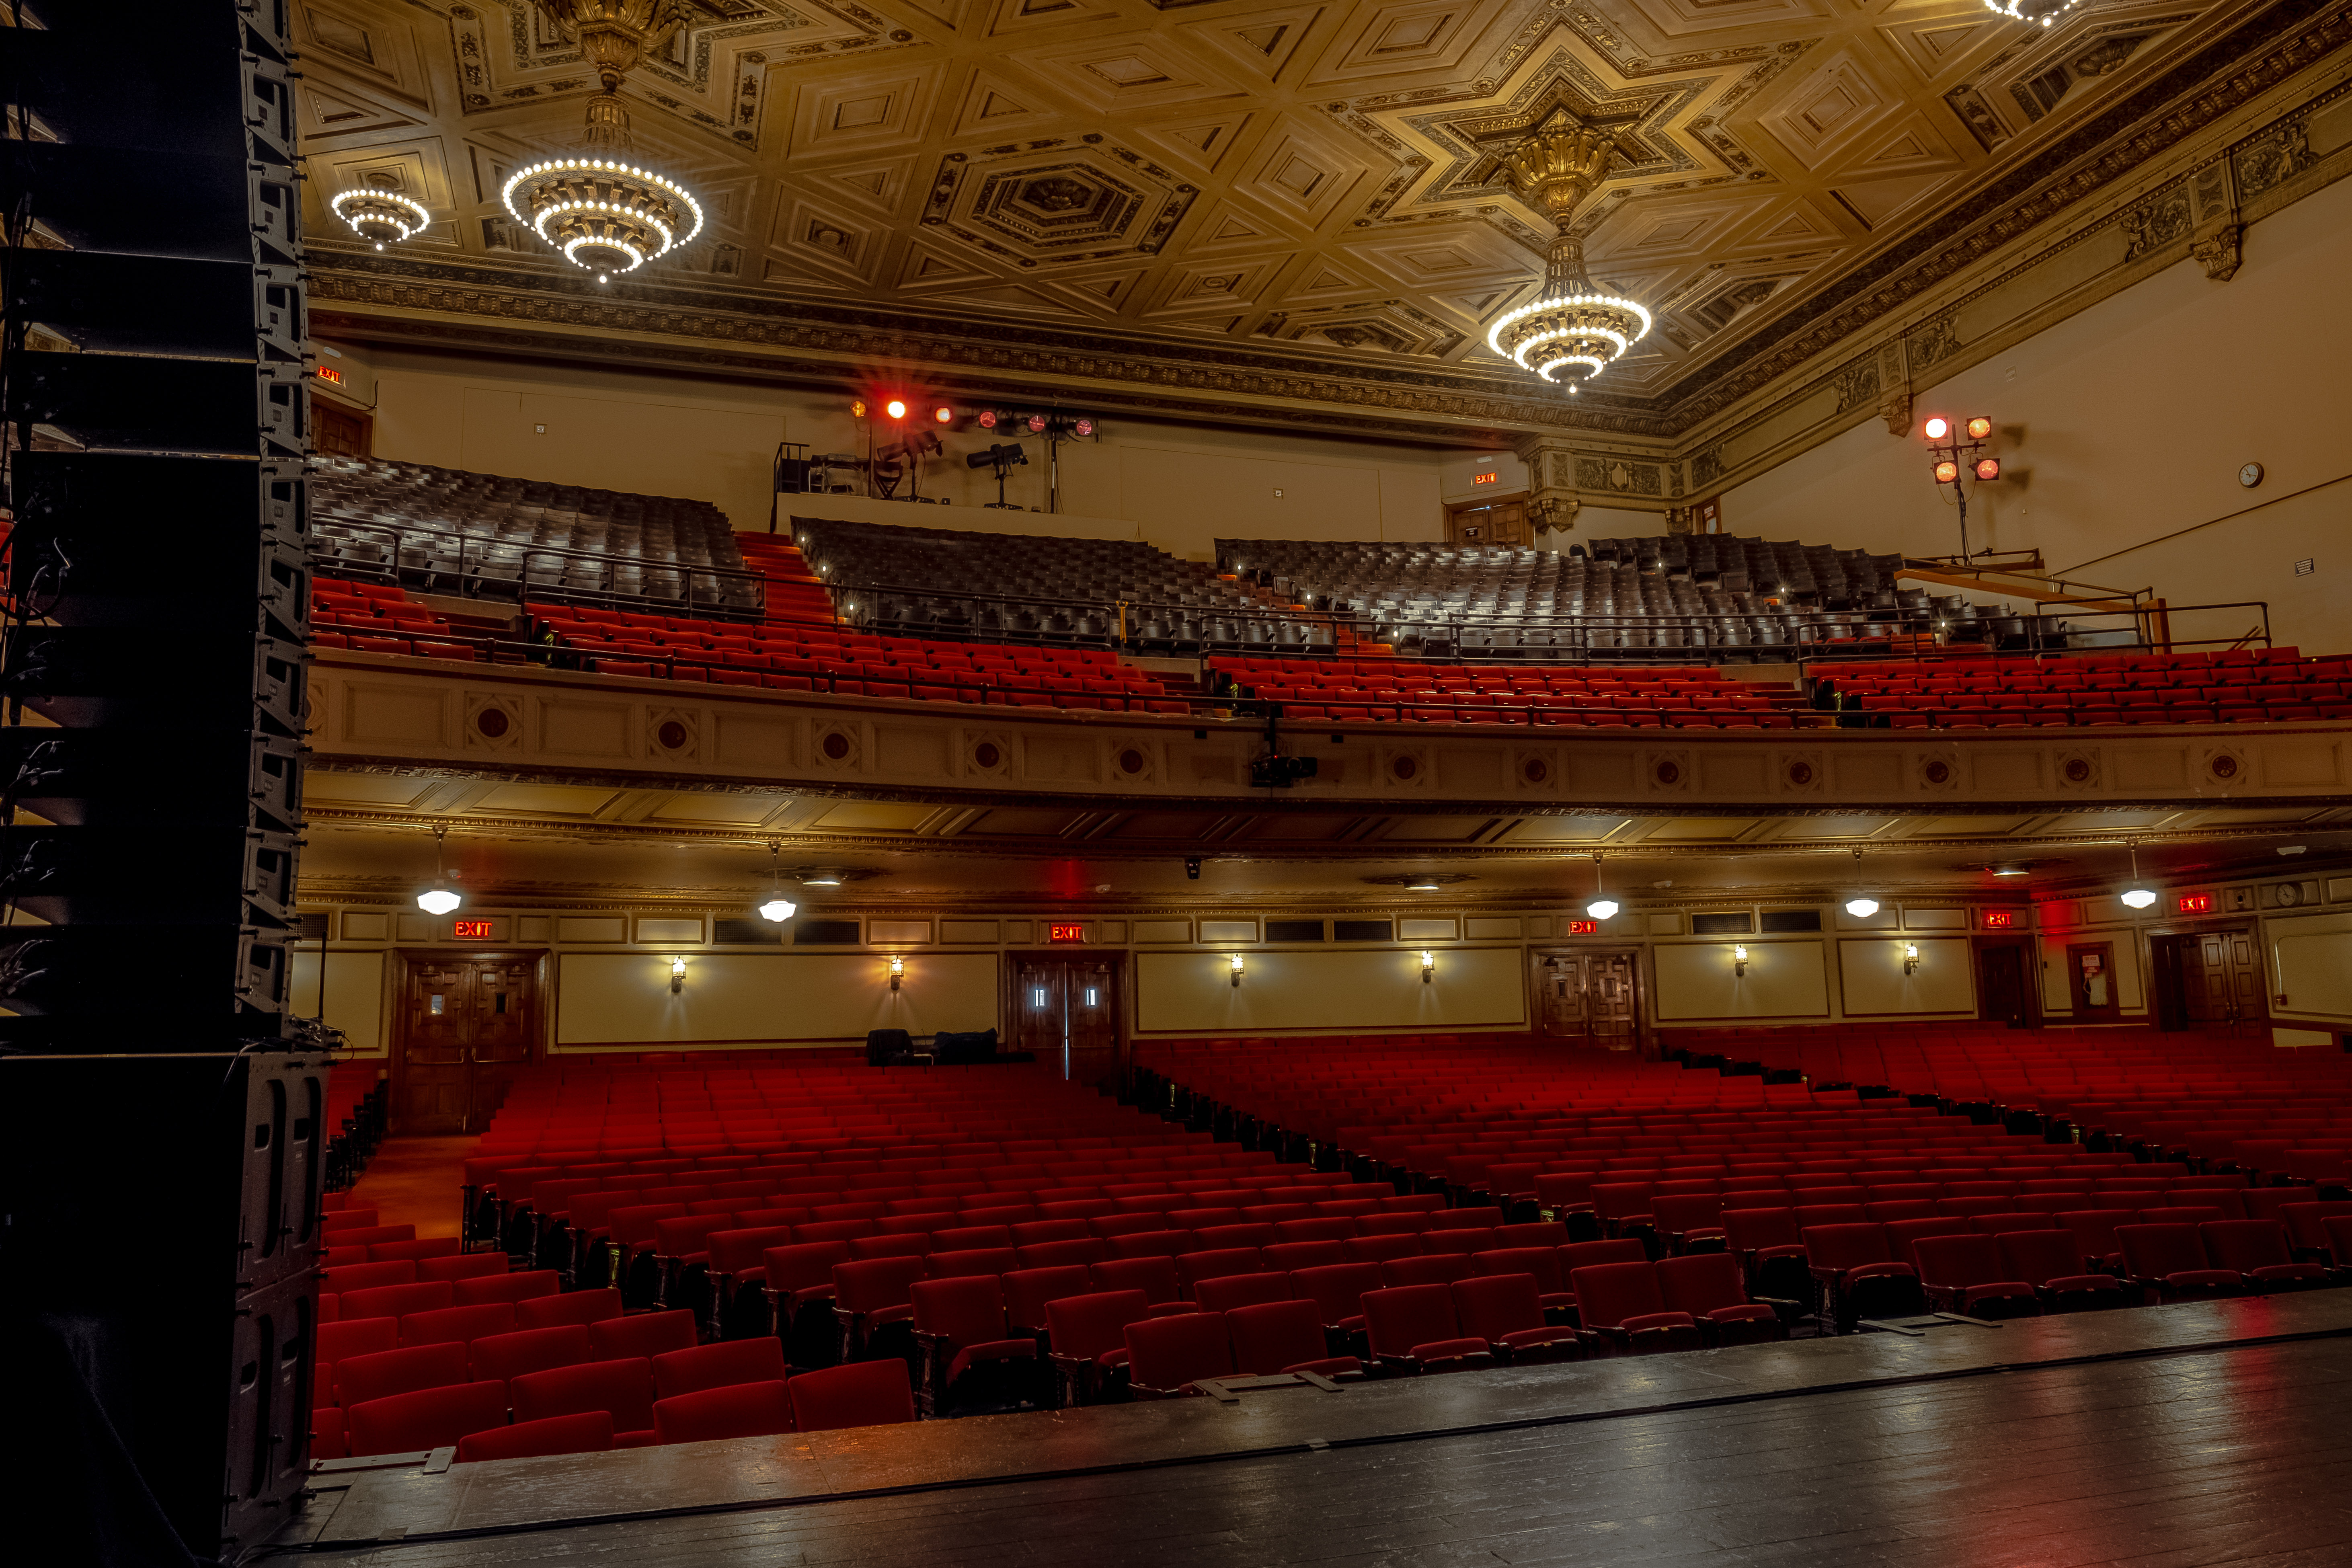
500 2 712 281
329 188 432 250
1487 113 1651 392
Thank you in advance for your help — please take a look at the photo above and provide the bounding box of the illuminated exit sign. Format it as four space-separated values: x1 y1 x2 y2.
1565 919 1599 936
1471 470 1498 486
315 364 344 385
2178 893 2213 915
1982 911 2014 929
452 919 494 939
1048 923 1086 943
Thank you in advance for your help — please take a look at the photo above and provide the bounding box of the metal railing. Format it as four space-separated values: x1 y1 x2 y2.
311 513 770 623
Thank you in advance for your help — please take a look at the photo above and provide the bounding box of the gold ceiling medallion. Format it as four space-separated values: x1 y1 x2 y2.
500 1 712 282
1486 110 1651 394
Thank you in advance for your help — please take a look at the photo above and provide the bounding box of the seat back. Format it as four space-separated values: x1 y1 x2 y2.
1882 1217 1976 1268
1451 1273 1544 1340
1262 1240 1345 1271
1471 1247 1566 1294
833 1255 928 1314
911 1275 1009 1350
1382 1253 1474 1288
1342 1233 1423 1263
511 1357 657 1434
926 1246 1018 1279
1651 1194 1724 1233
1490 1221 1570 1249
653 1381 794 1445
589 1308 698 1361
1125 1311 1234 1393
454 1268 562 1305
400 1302 516 1349
1559 1239 1646 1272
346 1381 509 1458
1801 1222 1892 1271
789 1359 915 1431
1045 1289 1152 1361
1912 1234 2006 1289
318 1318 398 1364
1360 1283 1459 1357
1176 1247 1264 1292
2199 1219 2292 1272
1089 1255 1182 1304
651 1337 787 1401
341 1281 456 1321
1568 1261 1667 1330
457 1410 614 1463
1720 1208 1798 1254
2058 1210 2127 1262
337 1342 470 1409
2118 1222 2207 1279
1002 1265 1094 1332
1291 1262 1384 1327
1225 1299 1330 1377
1995 1229 2087 1289
1654 1252 1751 1316
1970 1212 2059 1236
516 1287 625 1330
1194 1273 1290 1314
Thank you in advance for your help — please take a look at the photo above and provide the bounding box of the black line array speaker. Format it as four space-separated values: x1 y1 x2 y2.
0 1 324 1560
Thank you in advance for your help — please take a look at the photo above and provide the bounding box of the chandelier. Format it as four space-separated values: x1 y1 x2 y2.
500 2 711 281
1982 0 2083 23
330 187 432 250
1486 113 1651 392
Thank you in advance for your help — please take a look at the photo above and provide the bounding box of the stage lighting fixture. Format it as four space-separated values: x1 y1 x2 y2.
977 409 998 429
1966 416 1994 439
885 398 907 420
1923 416 1950 441
965 442 1028 470
1073 417 1096 437
850 398 868 419
934 406 954 424
1026 413 1047 434
1974 458 2001 480
1933 460 1960 484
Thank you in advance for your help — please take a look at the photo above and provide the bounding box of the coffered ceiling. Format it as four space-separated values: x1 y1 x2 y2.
297 0 2326 434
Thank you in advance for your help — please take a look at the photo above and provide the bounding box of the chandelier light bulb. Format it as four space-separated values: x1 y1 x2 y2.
1586 899 1619 921
417 886 461 916
2121 841 2157 908
1845 897 1880 918
759 895 796 922
331 187 431 250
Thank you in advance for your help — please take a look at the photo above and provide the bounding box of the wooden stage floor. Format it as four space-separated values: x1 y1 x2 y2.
267 1291 2352 1568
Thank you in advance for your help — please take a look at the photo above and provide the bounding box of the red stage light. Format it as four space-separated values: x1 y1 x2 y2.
1974 458 2001 481
1966 416 1994 439
1933 460 1960 484
1923 416 1950 441
977 409 997 429
1026 414 1047 434
1073 417 1095 437
885 399 907 420
850 398 868 419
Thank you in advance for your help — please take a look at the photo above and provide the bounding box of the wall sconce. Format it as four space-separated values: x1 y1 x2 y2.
1903 942 1921 976
889 956 905 992
1420 950 1435 984
1732 944 1748 977
1229 954 1245 987
669 956 686 994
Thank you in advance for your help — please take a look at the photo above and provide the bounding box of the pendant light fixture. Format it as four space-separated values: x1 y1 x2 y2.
416 825 462 915
757 842 797 924
1843 846 1879 918
2120 841 2158 909
1585 853 1619 922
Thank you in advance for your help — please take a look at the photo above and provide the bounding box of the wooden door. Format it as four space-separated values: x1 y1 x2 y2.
394 952 541 1133
1975 942 2035 1027
1010 953 1123 1090
1533 951 1640 1051
1446 499 1527 546
2184 929 2265 1025
2065 942 2120 1023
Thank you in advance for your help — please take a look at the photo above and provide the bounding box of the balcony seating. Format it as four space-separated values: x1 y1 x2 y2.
1814 648 2351 727
1213 657 1796 728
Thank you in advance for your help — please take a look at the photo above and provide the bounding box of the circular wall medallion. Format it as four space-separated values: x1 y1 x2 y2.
1520 756 1550 786
1390 754 1419 782
2276 882 2303 907
474 707 511 739
2062 757 2093 784
2210 753 2240 780
820 731 852 762
654 719 689 751
1653 759 1681 786
973 739 1003 770
1116 747 1146 777
1923 759 1952 785
1786 760 1814 787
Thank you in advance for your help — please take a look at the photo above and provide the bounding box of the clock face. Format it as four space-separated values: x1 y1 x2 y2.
2239 462 2265 487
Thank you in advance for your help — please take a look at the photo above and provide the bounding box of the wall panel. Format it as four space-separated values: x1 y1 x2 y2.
554 952 999 1046
1136 948 1525 1034
1837 936 1975 1017
1654 939 1829 1022
287 949 388 1057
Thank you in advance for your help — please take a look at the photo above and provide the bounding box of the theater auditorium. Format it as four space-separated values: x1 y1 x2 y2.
8 0 2352 1563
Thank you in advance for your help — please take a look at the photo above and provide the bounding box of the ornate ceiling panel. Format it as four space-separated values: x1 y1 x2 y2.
297 0 2325 431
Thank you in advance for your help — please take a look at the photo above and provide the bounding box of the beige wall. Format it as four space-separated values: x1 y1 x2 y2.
339 345 1455 559
1134 948 1525 1033
2269 911 2352 1023
288 949 389 1058
1653 938 1831 1022
553 951 999 1047
1719 171 2352 657
1837 936 1974 1018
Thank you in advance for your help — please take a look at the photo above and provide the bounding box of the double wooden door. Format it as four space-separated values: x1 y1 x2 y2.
2175 928 2266 1025
1534 950 1640 1049
1009 953 1121 1090
396 952 540 1133
1445 499 1528 546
